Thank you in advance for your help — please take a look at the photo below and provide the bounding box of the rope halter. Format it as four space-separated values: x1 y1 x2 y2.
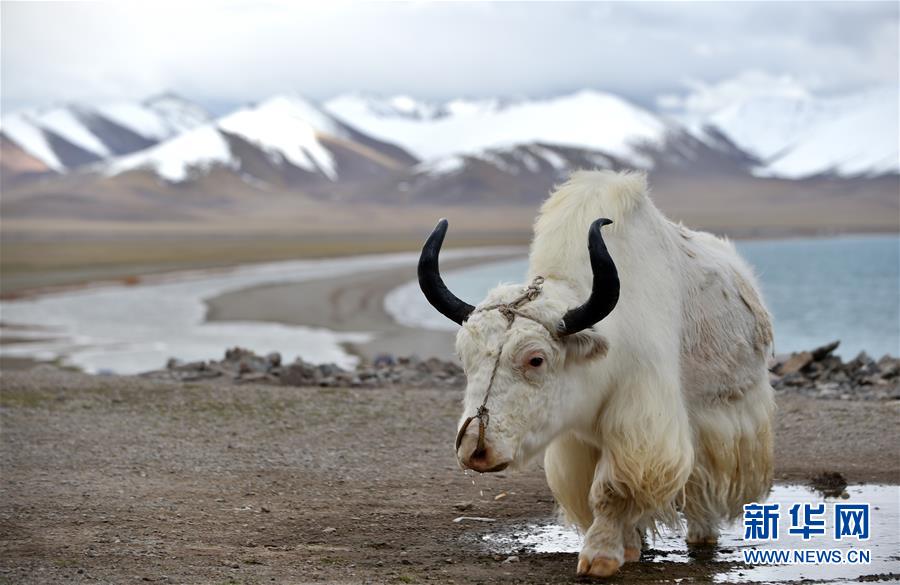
454 276 554 455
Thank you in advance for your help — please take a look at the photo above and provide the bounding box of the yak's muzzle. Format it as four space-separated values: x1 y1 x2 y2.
456 421 510 473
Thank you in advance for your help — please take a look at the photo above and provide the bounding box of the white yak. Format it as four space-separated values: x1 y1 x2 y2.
417 170 775 577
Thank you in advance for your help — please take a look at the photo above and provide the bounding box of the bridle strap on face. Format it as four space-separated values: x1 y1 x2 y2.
455 276 546 454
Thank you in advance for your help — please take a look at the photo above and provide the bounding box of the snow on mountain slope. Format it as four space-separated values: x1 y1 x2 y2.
1 95 210 171
757 89 899 178
144 94 211 133
1 112 65 171
9 87 895 188
327 93 509 122
95 94 209 142
218 95 346 180
703 87 899 178
35 106 112 157
338 94 444 120
93 103 173 140
105 124 235 182
388 142 635 206
705 96 828 161
414 144 616 179
325 89 666 165
105 94 409 184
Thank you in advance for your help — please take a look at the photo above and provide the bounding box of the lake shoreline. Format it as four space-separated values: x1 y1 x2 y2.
208 234 900 363
2 234 897 372
204 254 523 363
0 227 900 300
0 248 525 374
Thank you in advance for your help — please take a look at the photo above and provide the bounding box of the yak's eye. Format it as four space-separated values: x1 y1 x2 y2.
528 356 544 368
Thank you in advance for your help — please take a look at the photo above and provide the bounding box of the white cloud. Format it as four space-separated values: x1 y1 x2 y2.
0 2 896 112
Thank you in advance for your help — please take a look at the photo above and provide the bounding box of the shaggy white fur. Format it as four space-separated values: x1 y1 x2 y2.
454 170 775 577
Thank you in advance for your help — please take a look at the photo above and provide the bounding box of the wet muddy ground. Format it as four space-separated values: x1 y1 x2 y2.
1 368 898 584
484 484 899 584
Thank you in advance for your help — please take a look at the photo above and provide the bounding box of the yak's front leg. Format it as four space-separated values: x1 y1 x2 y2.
624 525 643 562
576 461 630 578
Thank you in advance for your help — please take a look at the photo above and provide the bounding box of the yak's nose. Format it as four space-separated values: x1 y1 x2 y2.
456 422 510 473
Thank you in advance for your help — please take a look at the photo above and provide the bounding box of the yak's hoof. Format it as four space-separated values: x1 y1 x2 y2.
624 547 641 562
686 536 718 545
576 555 622 577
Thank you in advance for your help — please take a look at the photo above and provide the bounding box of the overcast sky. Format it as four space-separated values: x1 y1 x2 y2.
2 1 897 115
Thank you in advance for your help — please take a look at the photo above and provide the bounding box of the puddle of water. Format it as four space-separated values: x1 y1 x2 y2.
482 483 899 584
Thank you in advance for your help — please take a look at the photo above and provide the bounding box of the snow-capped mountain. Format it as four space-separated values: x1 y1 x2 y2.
0 93 210 171
106 94 417 185
217 94 349 180
105 125 235 182
332 94 447 120
332 87 900 181
326 93 520 123
95 93 210 142
382 125 756 206
2 109 98 171
318 90 757 205
696 86 899 178
389 143 630 205
7 87 896 186
101 90 749 203
2 86 896 225
325 89 667 168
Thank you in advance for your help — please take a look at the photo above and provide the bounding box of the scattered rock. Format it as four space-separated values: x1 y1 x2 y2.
322 527 336 533
373 354 395 367
144 347 464 390
452 516 495 523
770 341 899 401
141 343 898 401
777 351 813 375
811 340 841 361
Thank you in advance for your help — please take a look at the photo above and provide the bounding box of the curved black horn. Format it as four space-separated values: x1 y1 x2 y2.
557 218 620 336
418 219 475 325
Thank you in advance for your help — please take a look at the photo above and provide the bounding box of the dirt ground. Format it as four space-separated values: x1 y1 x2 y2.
1 369 898 585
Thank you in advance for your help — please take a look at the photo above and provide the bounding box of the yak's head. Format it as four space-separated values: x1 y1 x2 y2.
418 218 619 473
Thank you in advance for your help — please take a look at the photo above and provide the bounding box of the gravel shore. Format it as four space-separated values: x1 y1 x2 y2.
148 340 899 402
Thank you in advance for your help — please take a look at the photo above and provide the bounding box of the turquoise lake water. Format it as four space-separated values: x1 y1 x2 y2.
403 235 899 359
